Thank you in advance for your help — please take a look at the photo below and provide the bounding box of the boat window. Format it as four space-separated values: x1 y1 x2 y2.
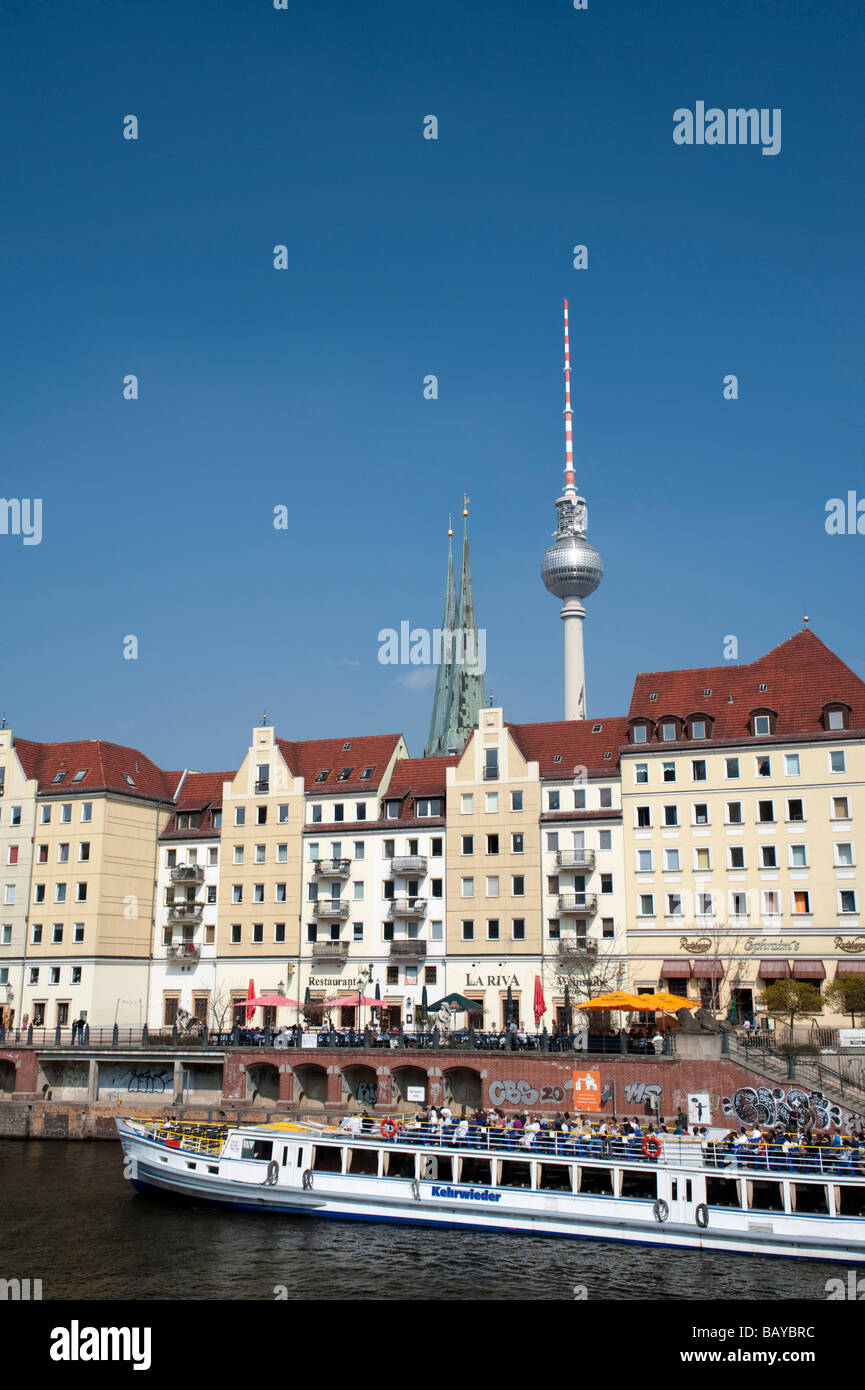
282 1147 288 1167
499 1160 532 1190
420 1154 452 1183
705 1176 739 1208
671 1179 678 1201
578 1166 614 1196
208 1166 218 1175
384 1151 415 1179
837 1184 865 1218
348 1148 379 1176
749 1180 784 1213
620 1169 657 1201
240 1139 273 1162
538 1164 571 1193
792 1183 829 1216
685 1179 693 1202
312 1145 342 1173
460 1157 492 1186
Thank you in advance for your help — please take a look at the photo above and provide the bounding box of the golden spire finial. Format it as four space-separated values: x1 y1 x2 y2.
447 512 453 538
463 492 470 518
803 615 809 627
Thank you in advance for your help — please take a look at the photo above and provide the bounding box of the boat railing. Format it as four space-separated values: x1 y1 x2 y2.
132 1119 227 1157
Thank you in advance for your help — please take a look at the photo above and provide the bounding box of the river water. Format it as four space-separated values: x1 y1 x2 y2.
0 1141 851 1302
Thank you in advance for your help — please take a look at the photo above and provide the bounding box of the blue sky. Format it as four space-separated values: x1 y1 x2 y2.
1 0 863 770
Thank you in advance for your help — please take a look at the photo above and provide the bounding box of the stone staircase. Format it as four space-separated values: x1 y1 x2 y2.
728 1036 865 1118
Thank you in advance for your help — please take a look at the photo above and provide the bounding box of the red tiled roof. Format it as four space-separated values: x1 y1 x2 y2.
627 629 865 739
174 771 232 810
507 717 632 778
13 738 175 801
383 754 457 824
276 733 403 794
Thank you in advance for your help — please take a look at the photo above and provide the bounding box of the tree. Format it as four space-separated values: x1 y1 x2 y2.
824 973 865 1028
757 979 824 1031
543 940 623 1033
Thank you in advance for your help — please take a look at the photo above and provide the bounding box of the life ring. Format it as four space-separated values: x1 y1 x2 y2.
262 1159 279 1187
381 1119 397 1140
642 1135 662 1160
695 1203 709 1228
653 1198 669 1223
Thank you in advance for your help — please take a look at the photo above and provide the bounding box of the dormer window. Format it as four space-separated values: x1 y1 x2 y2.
384 800 401 820
315 770 330 783
750 708 776 736
337 768 352 781
660 721 678 742
360 767 374 780
822 703 850 731
686 713 712 741
51 771 68 784
630 722 650 745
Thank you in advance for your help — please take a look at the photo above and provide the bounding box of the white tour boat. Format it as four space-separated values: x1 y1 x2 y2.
116 1115 865 1263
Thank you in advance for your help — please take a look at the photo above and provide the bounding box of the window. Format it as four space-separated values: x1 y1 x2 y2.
50 968 61 985
311 805 322 823
693 803 709 825
430 919 443 941
510 790 523 812
793 890 811 914
337 768 351 782
60 804 71 823
352 922 363 941
272 922 286 944
835 843 854 867
785 754 800 776
512 918 526 940
485 793 498 813
839 891 857 914
232 885 242 904
753 715 771 735
789 844 808 869
697 892 713 915
830 750 846 774
725 757 740 779
546 832 559 851
600 917 614 939
663 805 678 827
461 878 474 899
636 806 651 828
757 801 774 823
73 923 84 942
0 925 10 945
212 811 222 828
548 791 560 811
315 770 330 784
75 883 86 902
599 787 612 808
762 890 780 915
415 798 441 817
486 833 499 854
760 845 777 869
730 891 748 917
573 788 586 810
511 832 524 853
632 724 649 744
756 756 771 778
230 924 241 944
275 883 287 903
37 845 48 863
461 795 474 814
691 720 707 739
256 805 267 825
80 803 92 822
461 834 474 855
360 766 374 780
634 763 648 784
547 919 560 939
691 759 707 782
71 967 82 984
28 969 39 986
487 919 500 940
728 846 745 869
11 806 22 825
660 722 677 742
207 885 217 904
39 805 51 825
639 894 654 915
233 846 244 865
662 762 676 783
383 840 395 859
384 800 400 821
431 878 442 897
431 837 443 856
598 831 612 851
485 876 499 898
664 849 680 872
512 875 525 896
600 872 613 893
234 808 245 827
786 799 804 823
253 884 264 903
333 804 345 822
31 924 43 944
78 842 90 862
54 884 67 903
694 847 711 871
251 923 263 944
461 920 474 941
637 849 653 871
832 796 850 820
255 844 266 864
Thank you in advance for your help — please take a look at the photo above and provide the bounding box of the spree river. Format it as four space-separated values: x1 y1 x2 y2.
0 1140 850 1302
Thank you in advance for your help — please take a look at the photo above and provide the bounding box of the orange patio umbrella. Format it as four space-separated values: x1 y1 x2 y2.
574 991 646 1011
636 991 699 1011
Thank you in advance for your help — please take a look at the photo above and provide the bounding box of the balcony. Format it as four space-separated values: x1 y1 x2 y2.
556 849 595 871
387 897 428 919
557 893 598 914
313 858 352 879
482 766 499 781
389 939 428 958
312 900 350 920
311 939 350 960
255 780 270 794
168 904 203 924
390 855 428 876
166 943 201 962
556 939 597 959
170 865 205 883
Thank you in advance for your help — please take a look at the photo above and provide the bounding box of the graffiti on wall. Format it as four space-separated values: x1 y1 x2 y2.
353 1080 378 1107
722 1085 863 1132
488 1079 568 1107
124 1069 172 1095
623 1081 663 1107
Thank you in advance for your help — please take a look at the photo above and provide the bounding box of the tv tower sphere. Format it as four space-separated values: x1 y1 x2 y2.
541 527 604 600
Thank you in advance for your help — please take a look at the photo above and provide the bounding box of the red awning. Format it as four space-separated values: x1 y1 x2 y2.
758 960 791 979
692 960 724 979
835 960 865 976
792 960 826 980
661 959 691 978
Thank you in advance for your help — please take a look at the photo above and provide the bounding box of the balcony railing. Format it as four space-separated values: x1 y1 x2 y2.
389 939 428 957
557 893 598 914
482 766 499 780
312 900 350 919
555 939 597 958
168 905 204 923
313 858 352 879
255 780 269 794
387 897 428 919
166 944 201 961
390 855 428 875
556 849 595 871
311 939 350 958
170 865 205 883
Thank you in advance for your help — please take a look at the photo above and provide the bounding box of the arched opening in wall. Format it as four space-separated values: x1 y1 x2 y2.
391 1065 428 1109
341 1064 378 1110
293 1063 328 1110
0 1059 16 1095
245 1063 279 1105
443 1066 482 1112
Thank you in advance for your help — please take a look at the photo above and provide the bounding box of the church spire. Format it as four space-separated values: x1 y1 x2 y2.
425 517 457 757
425 500 486 756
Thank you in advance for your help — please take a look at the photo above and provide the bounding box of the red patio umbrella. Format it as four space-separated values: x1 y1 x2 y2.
533 975 547 1028
248 994 302 1008
245 979 256 1024
326 992 384 1009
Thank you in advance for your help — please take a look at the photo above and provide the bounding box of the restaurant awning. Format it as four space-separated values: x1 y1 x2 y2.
661 960 691 978
835 960 865 976
758 960 791 979
791 960 826 980
692 960 724 978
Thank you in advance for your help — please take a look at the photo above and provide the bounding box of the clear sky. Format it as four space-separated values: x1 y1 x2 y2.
1 0 863 771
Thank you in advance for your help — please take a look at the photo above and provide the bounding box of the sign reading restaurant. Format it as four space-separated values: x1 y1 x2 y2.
307 976 366 988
